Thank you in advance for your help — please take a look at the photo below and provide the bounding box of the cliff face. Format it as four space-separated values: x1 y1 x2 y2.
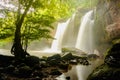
87 1 120 80
105 0 120 40
95 0 120 40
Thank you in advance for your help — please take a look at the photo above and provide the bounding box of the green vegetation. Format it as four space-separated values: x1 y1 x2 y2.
0 0 80 58
0 0 98 59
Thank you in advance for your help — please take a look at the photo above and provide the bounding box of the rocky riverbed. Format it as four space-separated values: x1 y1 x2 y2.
0 51 90 80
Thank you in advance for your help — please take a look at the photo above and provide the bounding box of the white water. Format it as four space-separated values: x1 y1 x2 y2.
73 10 100 80
42 18 71 53
62 13 78 47
0 1 107 80
49 10 95 54
75 10 94 54
55 10 104 80
43 13 77 53
0 9 103 80
50 19 70 53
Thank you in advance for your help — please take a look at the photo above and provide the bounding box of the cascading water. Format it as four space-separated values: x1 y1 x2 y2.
42 19 70 53
48 13 77 53
62 13 78 47
50 19 70 53
75 10 94 54
56 10 104 80
50 10 95 54
74 10 95 80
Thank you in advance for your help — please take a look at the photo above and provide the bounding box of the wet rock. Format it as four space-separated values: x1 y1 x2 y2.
47 54 61 61
48 59 60 66
50 69 62 75
66 76 70 80
0 73 7 80
105 43 120 67
31 70 43 77
25 56 40 67
69 60 78 65
58 63 69 71
47 54 61 66
62 47 86 55
107 43 120 54
88 64 120 80
5 65 15 73
18 65 32 77
61 52 89 65
40 61 49 68
12 59 25 66
105 55 120 67
33 64 42 70
77 58 89 65
17 63 26 68
87 54 99 61
42 72 49 78
88 43 120 80
62 52 74 61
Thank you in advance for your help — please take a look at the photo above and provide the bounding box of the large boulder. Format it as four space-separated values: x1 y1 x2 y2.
87 43 120 80
106 23 120 40
105 43 120 67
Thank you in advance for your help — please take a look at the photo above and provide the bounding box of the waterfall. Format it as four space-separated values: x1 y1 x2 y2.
75 10 97 80
50 13 76 53
50 19 70 53
50 10 95 54
62 13 78 47
56 10 103 80
75 10 94 54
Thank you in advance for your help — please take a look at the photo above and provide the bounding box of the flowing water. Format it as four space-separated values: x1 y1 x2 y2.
0 9 104 80
0 1 109 80
74 10 97 80
43 13 77 53
62 13 78 47
54 10 104 80
75 10 94 54
50 10 95 54
50 19 71 53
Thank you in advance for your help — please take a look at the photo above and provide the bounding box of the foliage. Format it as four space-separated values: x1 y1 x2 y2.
0 0 85 58
0 12 15 39
0 0 98 43
0 0 80 44
0 0 99 55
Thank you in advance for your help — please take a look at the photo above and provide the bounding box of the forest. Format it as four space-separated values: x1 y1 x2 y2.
0 0 120 80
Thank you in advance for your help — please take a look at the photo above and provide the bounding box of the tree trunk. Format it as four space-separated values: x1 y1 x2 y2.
11 21 29 59
11 0 33 59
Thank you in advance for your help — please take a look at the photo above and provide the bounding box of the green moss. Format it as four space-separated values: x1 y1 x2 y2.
87 64 120 80
88 43 120 80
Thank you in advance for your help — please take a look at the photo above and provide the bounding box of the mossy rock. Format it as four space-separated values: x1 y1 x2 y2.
47 54 61 66
88 43 120 80
47 54 61 61
62 52 74 61
105 43 120 67
25 56 40 67
62 47 86 56
87 64 120 80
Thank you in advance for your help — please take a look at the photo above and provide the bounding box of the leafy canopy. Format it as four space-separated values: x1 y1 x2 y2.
0 0 79 43
0 0 98 47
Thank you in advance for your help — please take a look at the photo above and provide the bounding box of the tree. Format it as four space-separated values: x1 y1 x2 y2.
0 0 80 59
